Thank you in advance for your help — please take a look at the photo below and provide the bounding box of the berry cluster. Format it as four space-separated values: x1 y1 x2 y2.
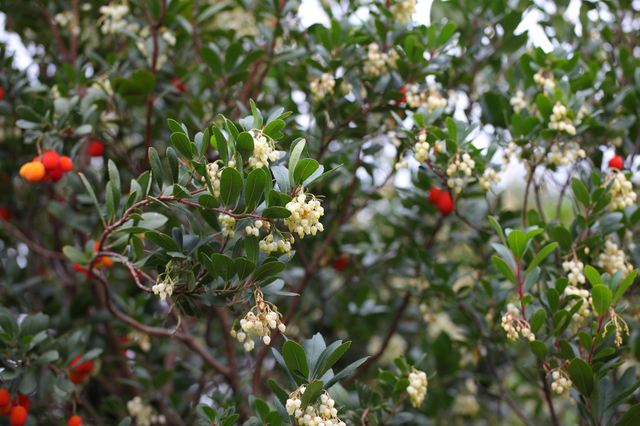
0 391 30 426
551 370 572 399
231 289 286 351
202 162 222 197
249 130 280 169
562 259 585 286
605 171 636 211
406 368 428 408
390 0 417 24
219 214 236 239
548 102 577 135
127 396 167 426
284 191 325 238
501 312 535 342
19 151 74 183
68 355 94 384
285 388 345 426
428 188 454 215
310 73 336 100
597 238 633 277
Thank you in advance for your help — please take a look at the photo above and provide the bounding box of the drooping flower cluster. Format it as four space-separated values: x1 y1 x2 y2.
604 306 630 347
533 69 556 90
605 171 636 211
451 379 480 416
286 388 345 426
390 0 417 24
151 276 174 302
202 162 222 197
548 102 577 135
424 86 448 113
363 43 398 76
501 141 519 171
127 397 166 426
219 214 236 239
446 152 475 194
564 286 591 334
509 90 528 114
548 144 586 166
562 258 585 286
501 312 535 341
245 220 264 237
231 289 286 351
394 154 408 171
551 370 572 399
310 73 336 100
259 234 294 257
99 2 133 35
212 7 260 38
249 130 280 169
414 134 430 163
284 191 325 238
406 368 428 408
597 238 633 277
479 167 500 191
367 334 407 365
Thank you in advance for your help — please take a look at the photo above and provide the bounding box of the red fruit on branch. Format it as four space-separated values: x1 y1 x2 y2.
0 390 9 406
172 76 186 92
42 151 60 170
11 395 29 413
437 192 454 215
0 208 11 221
68 415 83 426
0 87 4 101
88 141 105 157
9 406 27 426
59 156 74 172
609 155 624 170
332 254 348 271
398 87 406 103
428 187 442 204
50 166 64 182
70 355 94 375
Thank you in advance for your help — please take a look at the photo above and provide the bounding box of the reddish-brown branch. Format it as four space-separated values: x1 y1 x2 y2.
0 219 67 260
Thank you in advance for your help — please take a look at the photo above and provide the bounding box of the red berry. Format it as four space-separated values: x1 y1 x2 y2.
0 208 11 221
68 415 83 426
332 254 348 271
398 87 406 103
437 192 454 215
429 187 442 204
50 166 64 182
12 395 29 413
59 156 74 172
69 372 86 384
71 355 94 374
42 151 60 170
609 155 624 170
88 141 105 157
0 390 9 406
9 405 27 426
172 76 186 92
0 401 12 416
0 87 4 101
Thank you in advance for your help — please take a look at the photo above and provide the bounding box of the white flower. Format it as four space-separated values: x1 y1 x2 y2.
283 191 325 239
407 368 428 408
390 0 417 24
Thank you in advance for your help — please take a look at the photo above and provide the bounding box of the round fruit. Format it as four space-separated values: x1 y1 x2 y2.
42 151 60 170
59 156 74 172
428 187 442 204
0 87 4 101
9 405 27 426
172 76 186 92
437 192 454 215
398 87 406 103
0 402 12 416
50 166 64 182
69 372 86 384
68 415 83 426
71 355 94 374
332 254 348 271
19 163 30 178
24 162 46 183
12 395 29 412
88 141 105 157
0 208 11 221
0 389 9 406
609 155 624 170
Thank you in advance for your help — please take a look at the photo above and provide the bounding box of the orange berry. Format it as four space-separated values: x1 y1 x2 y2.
19 163 30 178
68 415 83 426
24 162 45 183
12 395 29 413
99 256 114 268
0 389 9 406
59 156 73 172
88 141 105 157
0 208 11 221
9 405 27 426
42 151 60 170
0 401 12 416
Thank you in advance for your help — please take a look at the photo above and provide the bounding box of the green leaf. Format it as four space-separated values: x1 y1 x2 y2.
167 118 186 135
584 266 602 285
254 261 286 282
282 340 310 379
507 230 526 261
530 309 546 334
148 147 164 191
236 132 254 161
529 340 547 360
118 418 132 426
591 285 612 317
245 168 267 206
153 370 174 389
145 231 179 252
262 206 291 219
198 194 219 209
492 256 517 285
571 177 590 206
219 167 243 206
268 379 290 407
63 246 88 264
294 159 320 185
78 173 107 228
108 159 121 213
167 147 179 184
526 243 558 274
288 138 306 185
445 117 457 141
615 403 640 426
213 125 229 165
436 22 457 46
578 331 592 352
200 46 222 75
535 93 553 121
300 380 324 411
170 132 193 159
568 357 594 396
613 269 637 302
249 99 263 129
318 341 351 379
209 254 237 282
244 236 259 264
488 216 507 246
19 369 37 394
235 257 256 281
325 356 369 389
523 266 540 292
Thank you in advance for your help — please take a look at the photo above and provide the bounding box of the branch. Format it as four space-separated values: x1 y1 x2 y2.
0 219 67 260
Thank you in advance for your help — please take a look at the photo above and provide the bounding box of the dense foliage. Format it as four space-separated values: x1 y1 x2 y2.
2 0 640 425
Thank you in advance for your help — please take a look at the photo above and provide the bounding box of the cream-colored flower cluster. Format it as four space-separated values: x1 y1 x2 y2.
414 134 430 163
99 2 136 35
533 70 556 90
501 141 519 171
405 84 422 108
231 290 286 351
548 102 577 135
451 379 480 416
249 130 280 169
407 368 428 408
311 73 336 100
259 233 294 257
284 191 325 238
367 334 407 365
363 43 399 76
597 238 633 277
424 86 448 113
245 220 264 237
562 259 585 286
446 152 475 194
219 214 236 239
151 277 174 302
394 154 408 171
605 171 636 211
509 90 528 114
286 389 345 426
551 370 572 399
479 167 500 191
390 0 416 24
548 144 586 166
564 285 591 334
201 161 222 197
212 7 260 38
127 396 166 426
127 330 151 352
501 312 535 341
